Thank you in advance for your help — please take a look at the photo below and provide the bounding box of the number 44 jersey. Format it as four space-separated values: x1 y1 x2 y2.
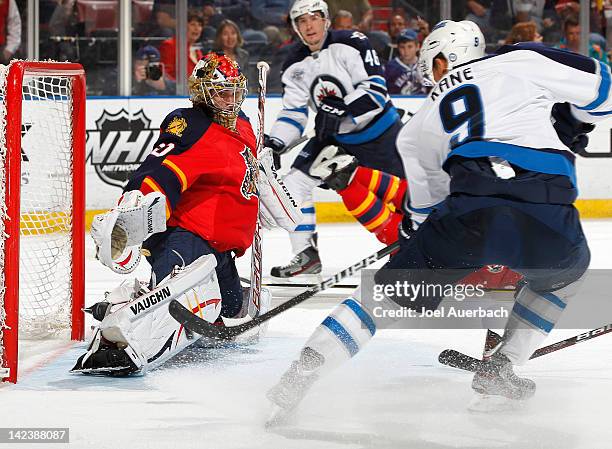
398 43 612 224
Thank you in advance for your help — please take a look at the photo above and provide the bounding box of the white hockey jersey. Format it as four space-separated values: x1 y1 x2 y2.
270 30 399 147
397 43 612 225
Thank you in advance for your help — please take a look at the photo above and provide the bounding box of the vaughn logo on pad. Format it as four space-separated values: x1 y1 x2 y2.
130 286 172 315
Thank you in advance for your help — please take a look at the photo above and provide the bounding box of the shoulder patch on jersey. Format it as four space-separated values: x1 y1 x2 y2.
165 116 188 137
157 107 212 154
240 147 259 200
327 29 373 52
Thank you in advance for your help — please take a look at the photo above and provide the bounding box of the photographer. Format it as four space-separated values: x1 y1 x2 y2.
133 45 176 96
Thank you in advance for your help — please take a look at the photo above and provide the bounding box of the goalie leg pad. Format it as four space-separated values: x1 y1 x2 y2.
145 227 244 318
74 255 222 375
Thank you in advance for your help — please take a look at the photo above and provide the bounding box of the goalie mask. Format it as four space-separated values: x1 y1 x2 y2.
189 52 247 130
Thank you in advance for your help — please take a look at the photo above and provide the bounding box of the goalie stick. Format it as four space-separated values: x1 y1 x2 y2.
169 241 400 340
439 323 612 372
247 61 270 317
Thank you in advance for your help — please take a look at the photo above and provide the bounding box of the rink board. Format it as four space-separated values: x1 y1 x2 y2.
82 96 612 221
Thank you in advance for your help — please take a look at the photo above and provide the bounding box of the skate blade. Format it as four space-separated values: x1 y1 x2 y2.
266 273 322 283
265 404 296 428
70 365 138 376
467 394 527 413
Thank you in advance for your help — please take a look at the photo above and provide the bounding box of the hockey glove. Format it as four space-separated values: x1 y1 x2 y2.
552 102 595 154
315 96 348 142
264 134 285 169
398 214 417 241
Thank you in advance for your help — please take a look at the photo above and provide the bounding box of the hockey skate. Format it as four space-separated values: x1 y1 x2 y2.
71 335 140 376
266 347 324 426
270 236 321 278
469 351 535 412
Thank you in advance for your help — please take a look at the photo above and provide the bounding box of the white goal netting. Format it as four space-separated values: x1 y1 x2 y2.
0 62 76 363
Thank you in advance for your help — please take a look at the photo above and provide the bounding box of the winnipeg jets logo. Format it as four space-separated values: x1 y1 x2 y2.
240 147 259 200
310 75 347 108
317 86 337 103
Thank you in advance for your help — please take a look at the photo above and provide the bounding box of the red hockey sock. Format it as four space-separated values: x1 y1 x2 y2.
338 179 392 235
352 166 406 210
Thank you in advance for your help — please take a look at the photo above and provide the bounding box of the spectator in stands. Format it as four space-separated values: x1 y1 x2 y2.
332 10 355 30
327 0 372 32
250 0 292 28
133 45 176 96
212 19 249 73
263 15 298 93
154 3 177 37
513 0 559 40
466 0 495 39
384 29 429 95
160 12 205 81
377 13 430 65
48 0 80 61
556 16 609 63
555 0 606 41
206 0 251 27
388 13 406 43
0 0 20 63
505 21 542 44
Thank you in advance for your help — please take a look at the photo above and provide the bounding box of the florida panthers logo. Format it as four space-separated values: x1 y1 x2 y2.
310 75 347 108
240 147 259 200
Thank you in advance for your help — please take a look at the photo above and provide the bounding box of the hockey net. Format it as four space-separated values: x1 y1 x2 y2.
0 61 86 384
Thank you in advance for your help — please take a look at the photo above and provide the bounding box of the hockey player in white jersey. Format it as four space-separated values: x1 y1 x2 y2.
265 0 407 277
267 20 604 418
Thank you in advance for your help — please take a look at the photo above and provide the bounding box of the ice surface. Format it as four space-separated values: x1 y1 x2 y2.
2 221 612 449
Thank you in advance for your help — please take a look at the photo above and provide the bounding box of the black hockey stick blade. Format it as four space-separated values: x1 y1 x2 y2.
438 349 484 372
170 241 400 340
439 323 612 372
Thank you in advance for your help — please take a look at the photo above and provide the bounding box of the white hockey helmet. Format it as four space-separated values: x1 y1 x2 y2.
289 0 330 45
418 20 485 82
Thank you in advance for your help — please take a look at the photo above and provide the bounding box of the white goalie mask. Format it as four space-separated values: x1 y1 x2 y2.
418 20 486 83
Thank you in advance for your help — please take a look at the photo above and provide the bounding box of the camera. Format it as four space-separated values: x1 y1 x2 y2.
145 62 163 81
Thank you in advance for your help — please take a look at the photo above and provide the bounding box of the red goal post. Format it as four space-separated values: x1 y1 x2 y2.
0 61 86 384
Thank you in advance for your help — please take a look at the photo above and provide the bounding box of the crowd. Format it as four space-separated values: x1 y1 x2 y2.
2 0 611 95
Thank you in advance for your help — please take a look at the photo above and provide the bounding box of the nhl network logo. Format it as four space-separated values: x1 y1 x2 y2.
87 109 158 188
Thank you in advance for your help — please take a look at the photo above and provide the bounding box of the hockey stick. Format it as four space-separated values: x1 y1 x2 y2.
169 241 399 340
247 61 270 317
439 323 612 372
240 276 358 289
281 129 315 153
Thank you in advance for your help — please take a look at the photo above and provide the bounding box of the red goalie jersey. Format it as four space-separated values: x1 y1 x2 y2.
125 106 259 255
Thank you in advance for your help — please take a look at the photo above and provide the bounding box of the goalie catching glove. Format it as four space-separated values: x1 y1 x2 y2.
257 147 303 230
91 190 167 274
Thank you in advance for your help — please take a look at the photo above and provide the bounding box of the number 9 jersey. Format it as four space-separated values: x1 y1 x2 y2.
397 43 612 225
